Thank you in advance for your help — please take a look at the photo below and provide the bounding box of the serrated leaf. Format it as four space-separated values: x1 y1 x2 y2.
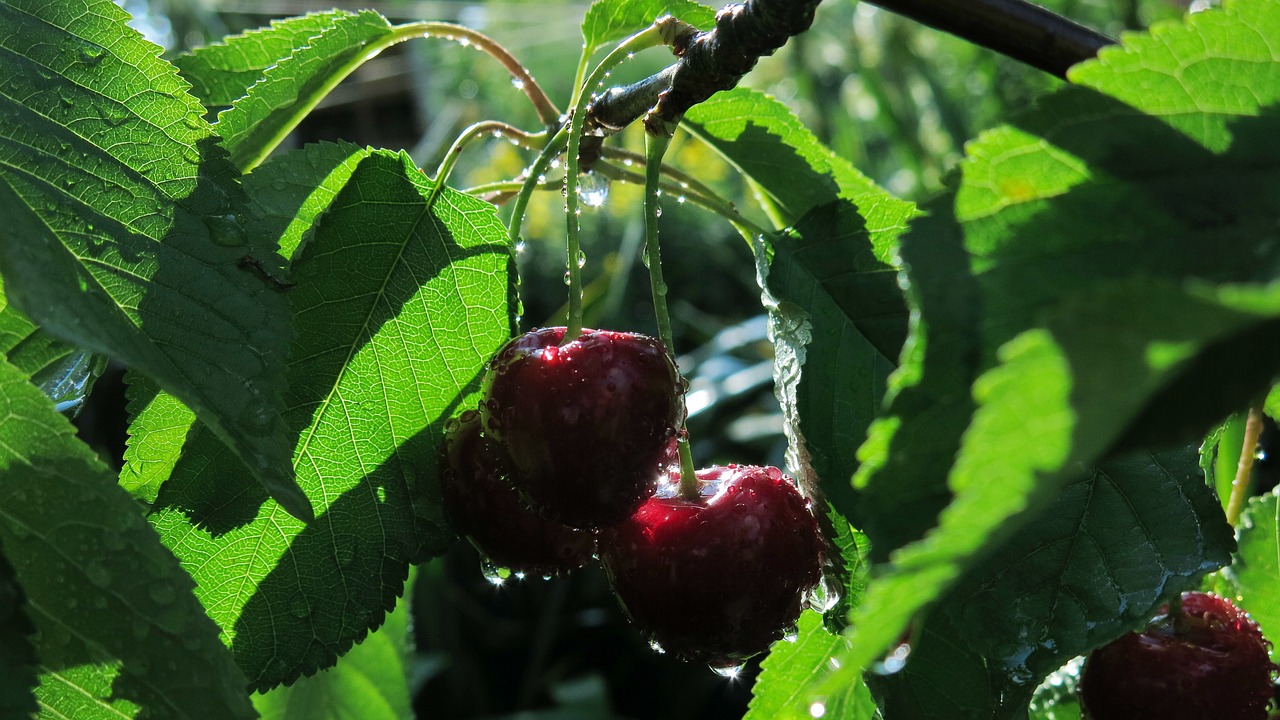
251 569 415 720
216 11 396 171
0 542 37 720
1 276 106 417
745 611 874 720
685 88 917 232
1225 491 1280 664
581 0 715 55
823 278 1280 714
149 150 510 690
121 142 375 504
0 358 255 719
175 11 354 109
0 0 307 519
870 447 1233 718
120 370 195 505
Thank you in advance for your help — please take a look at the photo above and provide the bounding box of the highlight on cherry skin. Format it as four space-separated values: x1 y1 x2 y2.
479 326 685 529
598 464 825 668
1079 591 1278 720
439 409 597 578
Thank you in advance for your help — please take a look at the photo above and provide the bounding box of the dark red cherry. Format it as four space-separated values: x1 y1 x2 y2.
1080 591 1277 720
599 465 824 667
480 327 684 529
440 410 595 576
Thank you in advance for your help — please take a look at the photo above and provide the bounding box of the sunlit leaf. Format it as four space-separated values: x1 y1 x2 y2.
0 0 306 518
0 358 254 719
150 150 511 689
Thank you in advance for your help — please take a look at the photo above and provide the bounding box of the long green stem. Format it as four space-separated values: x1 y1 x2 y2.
593 162 772 239
563 24 666 342
506 127 569 249
1226 402 1265 526
426 121 542 208
643 131 699 500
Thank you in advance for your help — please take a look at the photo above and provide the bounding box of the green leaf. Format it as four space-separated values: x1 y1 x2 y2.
119 370 195 505
581 0 715 55
252 569 416 720
215 11 396 171
685 88 917 231
1224 491 1280 664
149 150 511 689
1 276 107 417
873 446 1233 718
0 358 255 720
175 11 356 109
0 0 307 519
0 542 37 719
121 142 375 504
826 278 1280 711
745 611 875 720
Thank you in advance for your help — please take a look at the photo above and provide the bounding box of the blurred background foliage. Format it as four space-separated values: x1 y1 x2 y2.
85 0 1201 717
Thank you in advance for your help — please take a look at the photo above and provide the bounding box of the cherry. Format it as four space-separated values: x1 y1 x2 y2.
1080 591 1277 720
599 465 824 667
440 410 596 576
480 327 684 529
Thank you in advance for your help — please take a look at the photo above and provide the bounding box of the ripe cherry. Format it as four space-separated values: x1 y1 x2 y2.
480 327 684 529
440 410 596 576
599 465 824 667
1079 591 1277 720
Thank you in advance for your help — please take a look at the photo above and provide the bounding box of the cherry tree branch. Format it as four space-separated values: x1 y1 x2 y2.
580 0 1115 163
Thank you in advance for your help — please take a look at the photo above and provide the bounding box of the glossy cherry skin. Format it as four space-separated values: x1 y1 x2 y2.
1080 591 1277 720
480 327 685 529
440 410 596 576
599 465 824 667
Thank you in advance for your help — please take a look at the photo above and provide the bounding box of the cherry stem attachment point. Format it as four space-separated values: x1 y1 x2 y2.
643 130 698 500
563 24 665 343
1226 402 1265 527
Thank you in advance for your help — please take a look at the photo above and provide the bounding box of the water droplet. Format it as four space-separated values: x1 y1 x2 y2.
563 270 572 285
654 281 668 297
514 239 527 253
648 639 666 655
805 575 840 613
205 213 246 247
480 559 511 585
654 206 663 217
511 78 525 90
578 173 610 208
782 630 799 643
576 251 586 269
711 664 744 678
676 195 687 204
84 562 111 587
457 37 472 47
626 52 635 59
809 701 827 718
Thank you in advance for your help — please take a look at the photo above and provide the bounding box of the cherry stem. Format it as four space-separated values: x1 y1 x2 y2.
506 126 570 249
643 130 699 500
426 121 543 208
392 22 560 128
564 25 666 343
1226 402 1265 526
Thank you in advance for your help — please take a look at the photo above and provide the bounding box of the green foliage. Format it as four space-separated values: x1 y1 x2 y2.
0 0 1276 716
0 358 254 719
0 0 308 520
1223 491 1280 664
148 148 510 690
581 0 716 56
252 570 417 720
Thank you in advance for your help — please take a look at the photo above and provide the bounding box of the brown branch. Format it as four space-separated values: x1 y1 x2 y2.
579 0 1115 164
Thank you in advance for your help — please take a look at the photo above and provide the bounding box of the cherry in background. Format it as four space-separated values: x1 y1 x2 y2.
599 465 824 668
1079 591 1277 720
440 410 596 577
480 327 685 529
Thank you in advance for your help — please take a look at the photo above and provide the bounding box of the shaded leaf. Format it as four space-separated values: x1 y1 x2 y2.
175 11 355 109
0 0 306 519
0 542 37 720
149 150 511 689
0 357 254 719
1 276 107 417
252 569 416 720
581 0 715 55
216 11 396 171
